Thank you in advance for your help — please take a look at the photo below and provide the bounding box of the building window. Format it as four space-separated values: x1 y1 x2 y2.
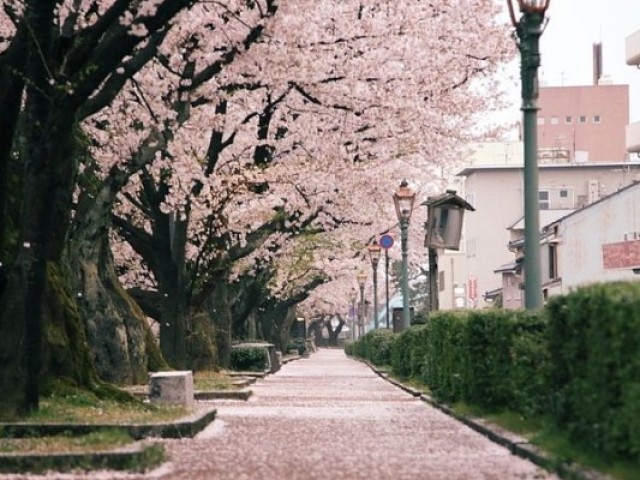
565 116 572 124
559 189 569 198
539 190 550 210
550 116 559 125
593 115 601 124
549 243 558 279
579 115 587 123
537 117 545 126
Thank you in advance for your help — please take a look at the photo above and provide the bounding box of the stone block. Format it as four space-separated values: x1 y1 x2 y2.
149 371 194 406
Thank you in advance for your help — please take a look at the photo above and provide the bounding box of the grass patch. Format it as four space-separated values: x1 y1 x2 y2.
530 425 640 480
0 385 189 461
0 430 133 454
193 370 239 391
452 402 543 438
25 389 188 425
449 402 640 480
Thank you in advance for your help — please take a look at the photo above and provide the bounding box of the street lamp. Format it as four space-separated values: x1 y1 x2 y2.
357 272 367 337
423 190 475 312
367 239 382 329
507 0 550 309
393 179 416 331
349 288 357 340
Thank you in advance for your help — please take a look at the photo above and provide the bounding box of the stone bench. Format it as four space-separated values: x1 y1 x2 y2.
149 371 194 406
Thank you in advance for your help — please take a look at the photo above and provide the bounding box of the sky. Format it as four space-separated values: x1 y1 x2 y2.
500 0 640 123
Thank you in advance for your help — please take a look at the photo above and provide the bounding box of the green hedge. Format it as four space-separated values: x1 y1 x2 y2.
546 282 640 460
229 346 269 372
352 329 396 366
351 309 548 413
345 283 640 463
390 324 430 379
287 337 307 355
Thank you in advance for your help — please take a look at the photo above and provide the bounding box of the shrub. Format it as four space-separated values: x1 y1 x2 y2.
546 282 640 461
287 337 307 355
229 346 269 372
425 311 467 403
508 310 548 415
391 329 413 378
343 340 354 356
365 329 396 366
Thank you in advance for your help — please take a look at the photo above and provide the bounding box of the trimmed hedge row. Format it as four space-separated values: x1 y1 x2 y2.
347 329 396 366
347 281 640 462
546 282 640 460
391 309 547 413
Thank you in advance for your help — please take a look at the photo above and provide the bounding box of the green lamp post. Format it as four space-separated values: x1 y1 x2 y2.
507 0 550 309
357 272 367 337
368 239 382 329
393 180 416 331
349 288 357 340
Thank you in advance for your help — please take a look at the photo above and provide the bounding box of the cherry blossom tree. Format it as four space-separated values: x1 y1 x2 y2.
0 0 203 416
78 1 279 371
108 0 515 365
0 0 514 417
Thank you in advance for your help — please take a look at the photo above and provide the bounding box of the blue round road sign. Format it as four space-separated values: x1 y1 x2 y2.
379 234 394 249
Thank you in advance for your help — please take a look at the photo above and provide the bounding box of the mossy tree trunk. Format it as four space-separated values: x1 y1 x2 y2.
205 278 233 368
66 228 159 384
114 200 190 370
256 276 326 351
0 62 79 416
65 140 170 383
0 0 199 416
41 263 98 390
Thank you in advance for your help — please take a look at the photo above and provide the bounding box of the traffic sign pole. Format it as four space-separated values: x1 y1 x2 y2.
379 234 394 329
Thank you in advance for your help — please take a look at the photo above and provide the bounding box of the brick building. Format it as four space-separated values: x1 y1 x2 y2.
537 84 629 163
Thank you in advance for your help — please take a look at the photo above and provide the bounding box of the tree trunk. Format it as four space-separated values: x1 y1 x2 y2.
159 287 188 369
66 169 166 384
69 239 156 384
263 305 297 352
151 213 189 370
186 310 217 371
308 320 324 348
41 263 97 388
205 279 233 368
0 98 77 415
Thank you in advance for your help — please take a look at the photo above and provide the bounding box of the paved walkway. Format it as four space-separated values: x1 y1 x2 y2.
162 349 555 480
5 349 558 480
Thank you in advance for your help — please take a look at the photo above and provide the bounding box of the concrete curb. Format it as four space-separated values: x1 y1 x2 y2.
195 389 252 401
366 362 613 480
